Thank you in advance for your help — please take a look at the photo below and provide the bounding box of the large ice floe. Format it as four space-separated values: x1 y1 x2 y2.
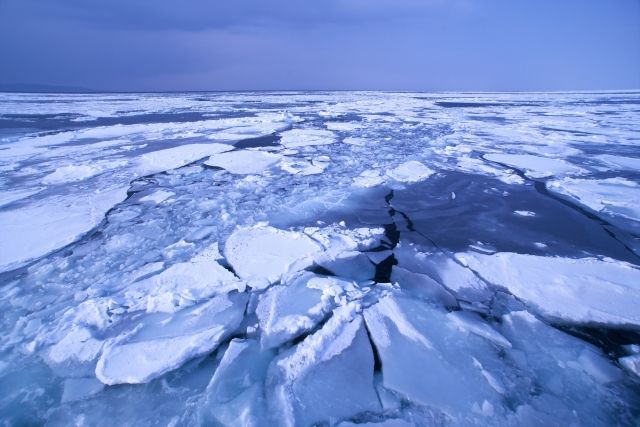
1 91 640 426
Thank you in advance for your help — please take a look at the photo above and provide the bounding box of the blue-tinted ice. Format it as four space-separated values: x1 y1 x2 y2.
0 91 639 426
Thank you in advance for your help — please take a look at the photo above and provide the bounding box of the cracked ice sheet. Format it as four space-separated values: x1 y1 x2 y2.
267 303 380 426
458 251 640 327
95 292 247 385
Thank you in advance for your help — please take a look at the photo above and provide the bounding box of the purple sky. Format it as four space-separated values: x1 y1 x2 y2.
1 0 639 91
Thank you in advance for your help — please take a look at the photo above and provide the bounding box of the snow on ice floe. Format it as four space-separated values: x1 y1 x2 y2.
255 272 348 349
458 251 640 327
137 143 233 174
41 160 128 185
279 128 336 148
351 160 434 188
386 160 434 183
123 242 243 313
484 153 586 178
95 292 247 385
204 150 282 175
597 154 640 172
0 186 129 272
548 177 640 224
223 225 322 289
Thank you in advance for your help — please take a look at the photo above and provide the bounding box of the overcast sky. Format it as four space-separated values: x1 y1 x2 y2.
0 0 639 91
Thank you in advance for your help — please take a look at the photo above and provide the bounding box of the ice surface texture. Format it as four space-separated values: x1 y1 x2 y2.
0 91 639 426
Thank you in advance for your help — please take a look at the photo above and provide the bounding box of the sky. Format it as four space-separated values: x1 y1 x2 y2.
0 0 639 92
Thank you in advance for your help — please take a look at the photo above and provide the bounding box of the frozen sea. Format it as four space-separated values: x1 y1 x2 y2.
0 91 639 426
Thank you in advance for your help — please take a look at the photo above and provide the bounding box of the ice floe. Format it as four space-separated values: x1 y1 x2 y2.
458 251 640 327
223 225 322 289
95 292 247 385
484 153 586 178
204 150 282 175
280 128 336 148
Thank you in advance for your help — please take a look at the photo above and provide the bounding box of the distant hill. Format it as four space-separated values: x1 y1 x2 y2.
0 83 98 93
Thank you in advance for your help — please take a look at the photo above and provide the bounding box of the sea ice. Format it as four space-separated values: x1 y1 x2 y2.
280 128 336 148
223 225 322 289
124 242 243 313
204 150 282 175
458 251 640 327
95 292 247 385
386 160 434 183
548 177 640 224
0 187 129 272
484 153 585 178
267 304 380 426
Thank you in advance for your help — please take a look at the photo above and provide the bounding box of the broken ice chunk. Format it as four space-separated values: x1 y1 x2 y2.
136 143 233 175
390 266 457 307
205 338 275 404
280 128 336 148
547 177 640 224
315 251 376 282
267 304 380 426
500 310 626 422
256 272 340 349
47 326 103 366
139 190 174 204
95 292 247 385
395 242 490 303
386 160 434 183
204 150 282 175
364 295 506 416
224 225 322 289
125 242 243 313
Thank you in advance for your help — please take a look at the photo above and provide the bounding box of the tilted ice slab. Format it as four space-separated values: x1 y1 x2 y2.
224 225 322 289
199 338 276 426
458 252 640 327
96 292 247 385
548 177 640 224
364 295 509 418
394 242 491 303
204 150 282 175
279 128 336 148
267 304 380 426
484 153 586 179
136 143 233 174
256 272 354 349
500 310 628 426
597 154 640 172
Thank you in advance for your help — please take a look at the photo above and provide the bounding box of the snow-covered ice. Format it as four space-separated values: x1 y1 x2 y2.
458 251 640 327
1 91 639 426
